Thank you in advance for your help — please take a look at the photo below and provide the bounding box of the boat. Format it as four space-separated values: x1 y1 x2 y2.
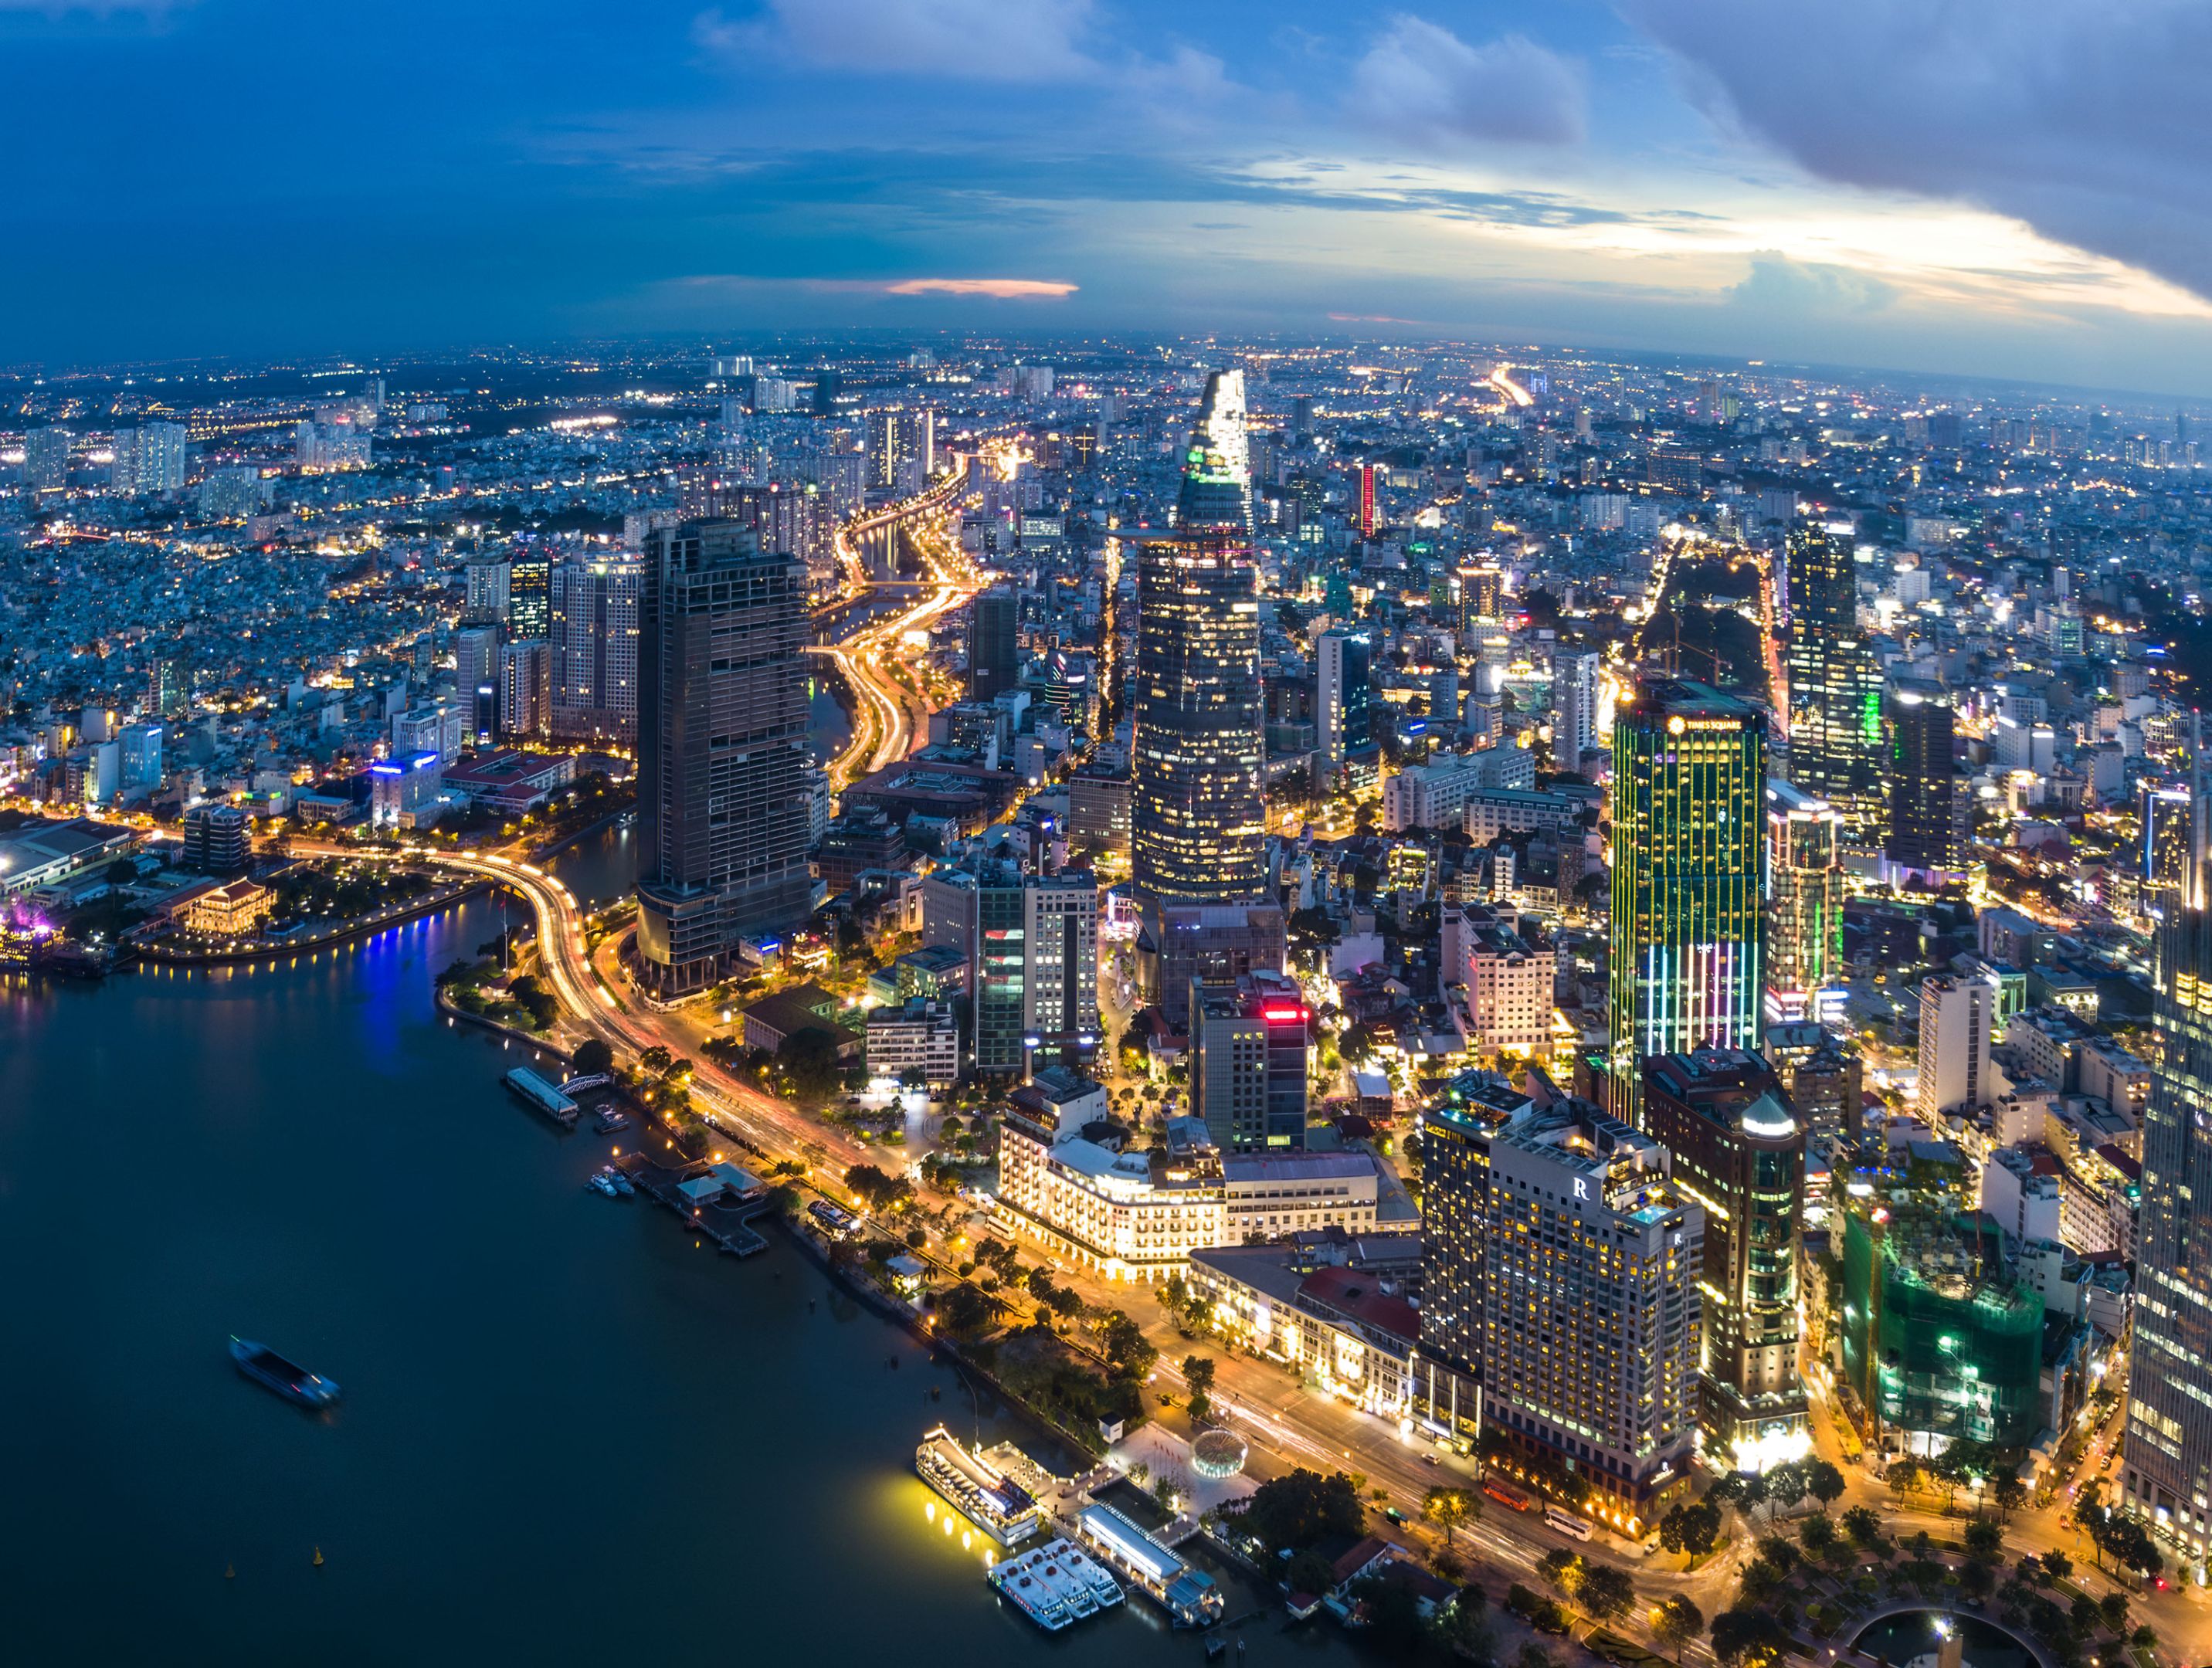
229 1338 341 1409
587 1171 620 1196
592 1107 632 1134
915 1426 1040 1545
603 1167 635 1196
987 1538 1117 1632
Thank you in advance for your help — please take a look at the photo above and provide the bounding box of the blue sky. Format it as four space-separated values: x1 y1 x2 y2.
5 0 2210 392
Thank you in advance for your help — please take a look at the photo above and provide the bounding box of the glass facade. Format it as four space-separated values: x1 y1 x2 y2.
1131 371 1268 901
2124 890 2212 1571
1607 680 1767 1126
1783 520 1883 838
1765 777 1844 1018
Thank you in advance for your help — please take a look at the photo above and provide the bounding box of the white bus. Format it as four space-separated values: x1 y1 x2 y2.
1543 1504 1594 1541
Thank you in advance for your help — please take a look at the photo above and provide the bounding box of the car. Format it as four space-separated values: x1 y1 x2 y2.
1422 1453 1440 1467
1382 1507 1406 1525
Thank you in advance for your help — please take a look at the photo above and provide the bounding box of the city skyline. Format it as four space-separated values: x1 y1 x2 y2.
7 2 2212 398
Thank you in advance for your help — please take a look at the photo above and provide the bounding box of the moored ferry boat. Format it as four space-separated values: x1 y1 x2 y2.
914 1426 1040 1546
987 1538 1118 1631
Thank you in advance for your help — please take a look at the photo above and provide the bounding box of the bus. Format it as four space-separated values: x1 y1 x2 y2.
1543 1504 1595 1541
1483 1480 1532 1512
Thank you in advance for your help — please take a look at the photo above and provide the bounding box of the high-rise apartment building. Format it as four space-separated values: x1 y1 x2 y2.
1783 520 1883 838
1765 778 1844 1023
958 863 1100 1075
1189 971 1308 1151
23 425 72 492
1316 628 1373 768
1887 680 1963 878
549 558 643 745
2125 805 2212 1572
1130 370 1267 901
1640 1050 1808 1468
633 520 815 996
148 657 184 720
1607 680 1767 1125
1917 973 1997 1119
967 586 1019 703
463 558 511 622
1551 649 1601 775
109 422 187 495
1423 1093 1703 1530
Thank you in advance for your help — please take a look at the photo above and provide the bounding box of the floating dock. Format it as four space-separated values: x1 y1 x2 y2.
504 1066 578 1127
615 1153 770 1256
1076 1503 1223 1628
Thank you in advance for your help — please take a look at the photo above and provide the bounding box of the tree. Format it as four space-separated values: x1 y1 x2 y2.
2040 1551 2071 1583
570 1037 613 1077
1800 1514 1837 1557
1536 1548 1584 1599
1240 1469 1363 1553
1804 1459 1846 1514
1888 1459 1922 1504
1094 1310 1156 1380
1654 1595 1705 1655
1963 1518 2004 1562
638 1044 673 1077
1424 1487 1471 1545
2098 1592 2131 1636
1182 1354 1217 1422
1661 1498 1724 1562
1284 1548 1336 1599
777 1026 844 1104
1841 1505 1883 1548
935 1281 993 1334
1764 1460 1809 1519
1991 1473 2027 1520
1711 1607 1791 1668
1576 1562 1634 1624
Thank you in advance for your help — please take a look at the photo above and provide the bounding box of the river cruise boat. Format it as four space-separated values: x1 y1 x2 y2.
914 1426 1040 1546
229 1338 341 1409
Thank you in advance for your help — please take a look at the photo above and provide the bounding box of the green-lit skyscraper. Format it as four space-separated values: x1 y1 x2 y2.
1783 519 1883 840
1607 679 1766 1125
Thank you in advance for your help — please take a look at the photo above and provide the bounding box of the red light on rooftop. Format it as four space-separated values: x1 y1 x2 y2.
1263 1006 1305 1022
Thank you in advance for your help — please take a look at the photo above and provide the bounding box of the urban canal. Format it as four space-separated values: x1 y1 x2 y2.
0 825 1362 1665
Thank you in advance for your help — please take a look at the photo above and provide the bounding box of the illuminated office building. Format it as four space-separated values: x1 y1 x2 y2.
1783 520 1882 839
1316 628 1373 768
1358 462 1379 537
1765 778 1844 1024
968 585 1019 703
1189 971 1308 1151
634 519 815 996
2141 780 2194 904
1607 680 1766 1126
2124 772 2212 1572
549 558 643 746
508 548 552 639
1886 680 1964 879
1640 1050 1807 1469
1130 371 1267 901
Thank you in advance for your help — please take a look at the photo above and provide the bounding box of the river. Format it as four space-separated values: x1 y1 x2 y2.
0 825 1362 1666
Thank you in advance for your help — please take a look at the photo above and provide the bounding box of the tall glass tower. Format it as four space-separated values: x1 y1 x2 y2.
1783 519 1882 839
1607 679 1766 1125
2124 746 2212 1575
1131 370 1267 901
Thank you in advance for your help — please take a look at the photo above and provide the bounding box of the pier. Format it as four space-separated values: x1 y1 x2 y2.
616 1153 772 1256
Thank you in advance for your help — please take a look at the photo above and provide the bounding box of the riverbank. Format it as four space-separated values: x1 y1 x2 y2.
132 876 488 966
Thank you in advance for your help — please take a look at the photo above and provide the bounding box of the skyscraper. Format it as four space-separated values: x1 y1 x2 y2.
454 624 501 744
1783 519 1883 838
1886 680 1963 878
1607 679 1766 1125
633 520 815 996
2125 792 2212 1571
549 558 643 746
1189 971 1308 1151
1640 1050 1807 1469
1131 370 1267 901
1551 648 1601 775
498 639 551 741
967 586 1019 703
508 548 552 639
1316 628 1373 768
1357 461 1379 537
1765 778 1844 1023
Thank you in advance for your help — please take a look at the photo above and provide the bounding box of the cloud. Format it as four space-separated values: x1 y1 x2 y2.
1728 254 1896 315
881 276 1076 297
1345 17 1586 150
695 0 1095 83
1620 0 2212 304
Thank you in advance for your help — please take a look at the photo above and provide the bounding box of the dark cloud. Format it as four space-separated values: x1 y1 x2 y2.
1621 0 2212 300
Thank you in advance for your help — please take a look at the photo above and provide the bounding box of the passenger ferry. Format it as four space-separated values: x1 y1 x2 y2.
988 1538 1120 1631
914 1426 1040 1546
